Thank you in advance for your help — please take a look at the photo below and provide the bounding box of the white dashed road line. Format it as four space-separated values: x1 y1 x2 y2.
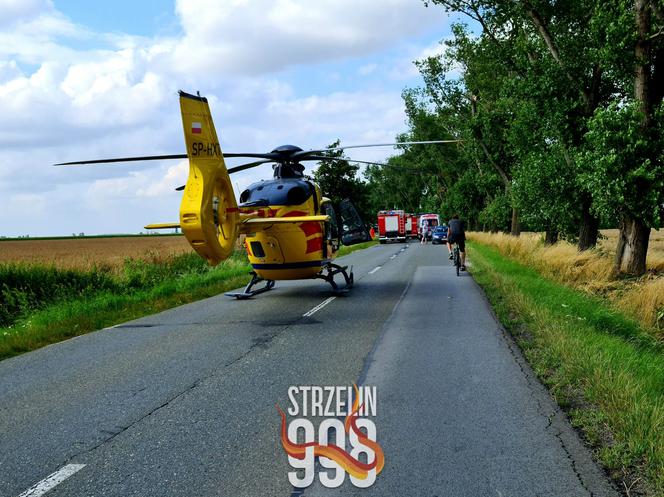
18 464 86 497
302 297 336 317
368 266 382 275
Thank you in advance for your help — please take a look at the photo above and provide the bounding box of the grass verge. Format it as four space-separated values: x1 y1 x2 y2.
0 253 250 360
468 241 664 496
0 241 378 361
338 239 378 256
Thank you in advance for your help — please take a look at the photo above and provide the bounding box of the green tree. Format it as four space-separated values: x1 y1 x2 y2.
363 92 467 218
421 0 617 247
312 140 370 220
578 0 664 274
422 0 664 274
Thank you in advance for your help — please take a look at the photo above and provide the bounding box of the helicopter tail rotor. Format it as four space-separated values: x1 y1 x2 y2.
178 91 239 265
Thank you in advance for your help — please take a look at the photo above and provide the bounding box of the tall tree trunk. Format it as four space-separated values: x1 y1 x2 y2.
613 0 652 275
578 198 599 250
545 229 559 245
614 214 650 275
635 0 653 124
510 208 521 236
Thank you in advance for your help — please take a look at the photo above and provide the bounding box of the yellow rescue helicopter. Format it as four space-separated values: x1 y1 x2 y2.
56 91 457 298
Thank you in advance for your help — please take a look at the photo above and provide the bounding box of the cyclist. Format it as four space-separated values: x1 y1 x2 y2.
447 214 466 271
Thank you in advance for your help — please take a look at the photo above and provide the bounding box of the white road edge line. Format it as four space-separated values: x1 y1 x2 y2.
368 266 382 275
302 297 336 317
18 464 86 497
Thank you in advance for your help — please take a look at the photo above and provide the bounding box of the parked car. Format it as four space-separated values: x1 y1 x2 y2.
432 225 448 244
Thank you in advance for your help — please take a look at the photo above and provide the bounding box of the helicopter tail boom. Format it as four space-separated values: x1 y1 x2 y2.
177 91 239 265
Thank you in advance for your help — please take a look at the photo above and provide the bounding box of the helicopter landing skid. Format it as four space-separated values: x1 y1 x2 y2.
316 263 354 294
225 272 275 299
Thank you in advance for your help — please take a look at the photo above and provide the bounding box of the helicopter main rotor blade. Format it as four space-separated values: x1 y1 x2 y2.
54 154 189 166
54 152 280 166
224 153 280 159
292 140 462 159
298 155 390 167
227 159 274 174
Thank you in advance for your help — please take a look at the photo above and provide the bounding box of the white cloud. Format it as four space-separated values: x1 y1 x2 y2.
0 0 451 236
0 60 23 82
387 39 451 80
0 0 53 27
136 160 188 198
171 0 446 75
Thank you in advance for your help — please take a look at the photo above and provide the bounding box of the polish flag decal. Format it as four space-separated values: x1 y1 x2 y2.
192 122 202 134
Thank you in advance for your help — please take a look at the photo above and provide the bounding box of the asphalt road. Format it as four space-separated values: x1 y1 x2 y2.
0 243 618 497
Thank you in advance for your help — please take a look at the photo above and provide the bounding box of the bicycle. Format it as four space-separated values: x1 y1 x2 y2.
451 241 461 276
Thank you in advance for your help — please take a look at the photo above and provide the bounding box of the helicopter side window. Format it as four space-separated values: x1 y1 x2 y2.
286 186 308 205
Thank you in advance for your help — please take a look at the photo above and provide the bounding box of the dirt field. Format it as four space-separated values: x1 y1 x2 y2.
0 236 194 270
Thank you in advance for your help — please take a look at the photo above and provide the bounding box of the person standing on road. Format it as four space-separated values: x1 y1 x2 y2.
447 214 466 271
420 221 428 245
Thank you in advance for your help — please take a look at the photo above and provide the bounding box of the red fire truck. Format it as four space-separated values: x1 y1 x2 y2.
377 210 407 243
406 213 419 239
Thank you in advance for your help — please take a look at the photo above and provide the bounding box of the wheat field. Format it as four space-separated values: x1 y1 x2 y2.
467 230 664 334
0 236 194 270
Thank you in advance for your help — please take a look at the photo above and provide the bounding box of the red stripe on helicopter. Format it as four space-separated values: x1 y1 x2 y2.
238 208 279 217
300 222 322 237
192 122 202 134
261 208 279 218
306 237 323 254
281 211 323 237
238 208 258 215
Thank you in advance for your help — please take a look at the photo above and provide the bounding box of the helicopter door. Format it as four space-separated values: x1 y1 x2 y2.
338 199 371 246
321 202 340 256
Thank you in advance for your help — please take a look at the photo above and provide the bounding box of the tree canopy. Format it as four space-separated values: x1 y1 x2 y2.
365 0 663 275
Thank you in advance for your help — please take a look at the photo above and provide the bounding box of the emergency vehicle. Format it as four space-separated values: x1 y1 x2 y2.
377 210 407 243
419 213 440 240
405 213 419 239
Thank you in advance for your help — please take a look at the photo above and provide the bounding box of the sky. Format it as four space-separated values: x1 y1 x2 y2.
0 0 459 237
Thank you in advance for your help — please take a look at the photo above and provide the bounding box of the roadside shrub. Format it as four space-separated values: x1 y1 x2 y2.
0 252 249 328
0 264 119 327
